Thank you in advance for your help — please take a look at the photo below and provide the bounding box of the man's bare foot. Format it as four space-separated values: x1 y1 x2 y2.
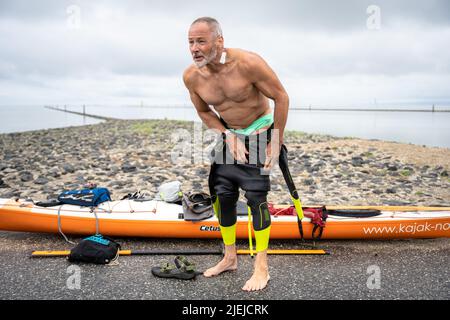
242 252 270 291
204 244 238 277
203 255 238 277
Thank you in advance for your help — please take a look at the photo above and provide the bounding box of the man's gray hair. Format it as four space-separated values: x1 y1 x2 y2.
191 17 223 38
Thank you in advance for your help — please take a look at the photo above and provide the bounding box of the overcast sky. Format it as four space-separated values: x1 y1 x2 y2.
0 0 449 107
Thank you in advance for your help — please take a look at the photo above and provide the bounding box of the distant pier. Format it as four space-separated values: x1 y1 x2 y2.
44 106 118 120
44 105 450 118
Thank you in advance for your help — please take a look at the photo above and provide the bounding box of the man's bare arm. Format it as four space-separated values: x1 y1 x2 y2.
245 53 289 144
183 68 249 163
183 69 227 133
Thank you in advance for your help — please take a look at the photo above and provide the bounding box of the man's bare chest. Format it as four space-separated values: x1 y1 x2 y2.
195 74 256 106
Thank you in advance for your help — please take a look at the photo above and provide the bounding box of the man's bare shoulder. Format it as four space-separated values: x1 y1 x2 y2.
183 64 201 89
232 49 268 73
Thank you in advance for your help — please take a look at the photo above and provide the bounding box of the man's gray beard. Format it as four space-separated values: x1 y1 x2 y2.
195 46 217 68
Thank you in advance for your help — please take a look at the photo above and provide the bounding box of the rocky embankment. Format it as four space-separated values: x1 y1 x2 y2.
0 119 449 206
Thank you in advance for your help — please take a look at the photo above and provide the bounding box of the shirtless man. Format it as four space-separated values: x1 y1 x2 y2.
183 17 289 291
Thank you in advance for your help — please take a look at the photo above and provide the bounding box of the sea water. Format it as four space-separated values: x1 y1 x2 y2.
1 105 449 148
0 105 103 134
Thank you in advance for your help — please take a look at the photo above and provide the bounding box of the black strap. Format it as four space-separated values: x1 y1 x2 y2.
183 194 212 214
312 225 324 242
297 216 304 242
326 209 381 218
279 144 306 243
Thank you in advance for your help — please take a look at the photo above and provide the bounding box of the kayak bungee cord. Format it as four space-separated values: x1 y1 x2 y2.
57 206 76 245
57 204 101 245
0 200 159 214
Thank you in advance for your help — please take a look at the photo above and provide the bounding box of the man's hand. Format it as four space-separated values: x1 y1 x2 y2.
225 133 248 163
263 139 282 170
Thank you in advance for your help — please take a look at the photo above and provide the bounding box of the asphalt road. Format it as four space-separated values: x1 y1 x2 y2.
0 231 449 300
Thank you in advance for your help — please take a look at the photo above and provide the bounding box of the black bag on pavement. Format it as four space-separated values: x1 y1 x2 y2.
68 234 120 265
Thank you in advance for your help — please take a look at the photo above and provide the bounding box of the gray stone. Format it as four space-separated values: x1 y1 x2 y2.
351 157 364 167
3 168 16 174
386 188 397 194
384 200 410 206
40 149 52 156
20 171 34 182
192 182 203 190
196 168 209 176
34 176 49 185
139 176 153 182
62 164 75 174
64 183 80 189
330 160 341 166
3 152 15 161
122 163 137 173
374 170 386 177
1 190 20 198
302 178 314 186
373 163 385 169
48 168 61 178
0 178 8 188
108 181 126 187
75 175 86 183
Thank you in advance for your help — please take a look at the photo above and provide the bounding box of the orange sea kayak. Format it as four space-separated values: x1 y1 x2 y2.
0 198 449 240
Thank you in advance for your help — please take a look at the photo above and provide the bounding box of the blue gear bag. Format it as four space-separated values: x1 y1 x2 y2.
58 187 111 207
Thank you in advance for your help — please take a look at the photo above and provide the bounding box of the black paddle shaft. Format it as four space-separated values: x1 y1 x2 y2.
129 249 223 256
279 144 300 200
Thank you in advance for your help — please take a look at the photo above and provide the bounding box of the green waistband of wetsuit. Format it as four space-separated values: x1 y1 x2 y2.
229 113 273 136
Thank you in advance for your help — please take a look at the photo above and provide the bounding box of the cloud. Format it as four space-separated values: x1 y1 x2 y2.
2 0 449 28
0 0 449 106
